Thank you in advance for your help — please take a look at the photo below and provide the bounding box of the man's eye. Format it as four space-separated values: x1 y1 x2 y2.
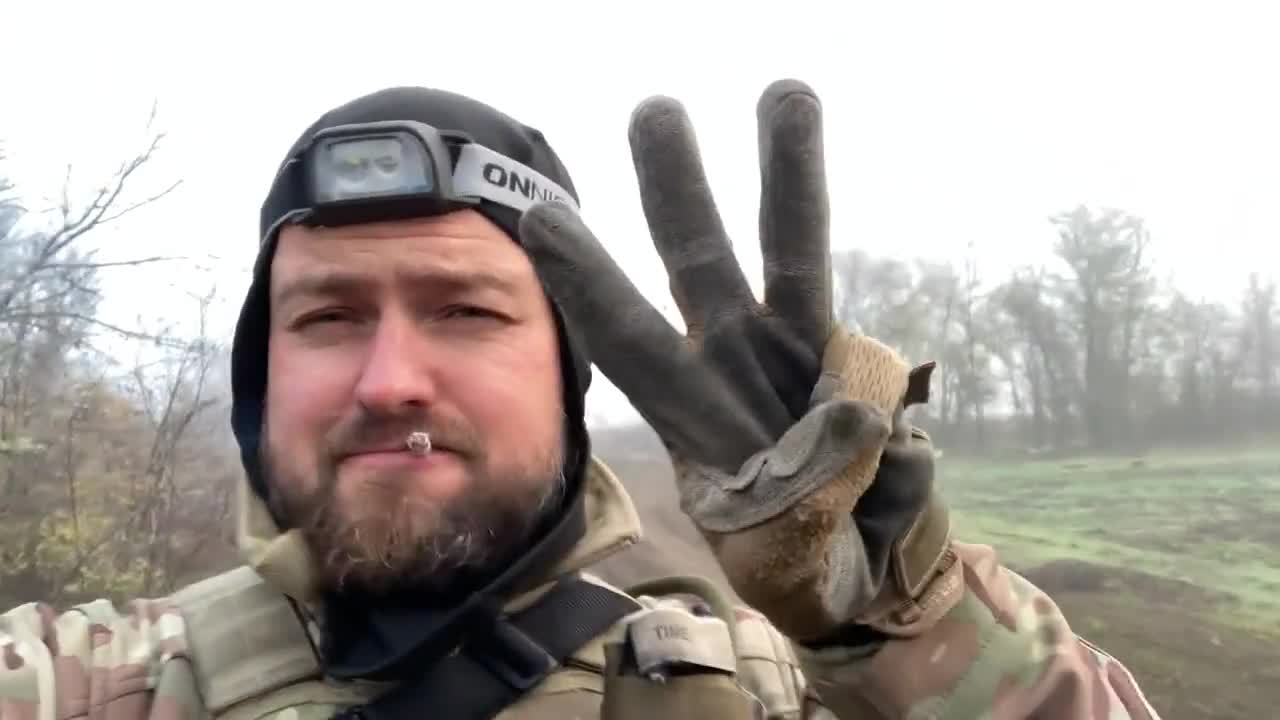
442 305 496 320
295 309 354 327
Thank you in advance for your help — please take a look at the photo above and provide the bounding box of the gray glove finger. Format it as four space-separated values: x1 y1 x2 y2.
629 95 756 334
676 398 891 533
519 202 767 454
756 79 833 351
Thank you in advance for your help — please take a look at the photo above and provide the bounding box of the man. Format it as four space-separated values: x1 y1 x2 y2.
0 79 1162 719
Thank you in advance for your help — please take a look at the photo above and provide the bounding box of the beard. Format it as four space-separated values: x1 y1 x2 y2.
261 406 567 600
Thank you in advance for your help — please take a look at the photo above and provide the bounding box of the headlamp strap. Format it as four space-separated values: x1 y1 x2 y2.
452 143 579 214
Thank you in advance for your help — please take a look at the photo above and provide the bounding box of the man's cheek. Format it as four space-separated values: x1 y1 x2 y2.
266 416 323 492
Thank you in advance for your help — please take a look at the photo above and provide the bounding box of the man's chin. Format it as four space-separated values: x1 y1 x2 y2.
264 444 568 600
308 496 536 600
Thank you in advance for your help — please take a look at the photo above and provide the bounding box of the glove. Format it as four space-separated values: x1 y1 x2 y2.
519 79 953 642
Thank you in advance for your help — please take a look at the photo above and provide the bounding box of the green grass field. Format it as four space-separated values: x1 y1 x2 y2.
939 443 1280 719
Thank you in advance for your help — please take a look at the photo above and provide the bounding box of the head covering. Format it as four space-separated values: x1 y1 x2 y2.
232 86 594 509
231 86 600 679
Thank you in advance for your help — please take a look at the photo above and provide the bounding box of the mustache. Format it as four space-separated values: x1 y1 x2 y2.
325 409 482 460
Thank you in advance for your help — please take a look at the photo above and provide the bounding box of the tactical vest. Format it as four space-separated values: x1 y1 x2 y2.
169 565 811 720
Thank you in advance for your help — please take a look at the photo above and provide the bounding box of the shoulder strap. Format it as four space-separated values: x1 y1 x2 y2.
338 576 639 720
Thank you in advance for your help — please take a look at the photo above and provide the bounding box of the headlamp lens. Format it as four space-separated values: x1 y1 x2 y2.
314 134 435 202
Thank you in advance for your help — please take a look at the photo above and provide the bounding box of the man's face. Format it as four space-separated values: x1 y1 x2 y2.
262 209 566 598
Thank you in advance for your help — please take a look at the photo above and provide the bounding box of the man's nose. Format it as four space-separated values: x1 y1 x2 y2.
353 311 437 415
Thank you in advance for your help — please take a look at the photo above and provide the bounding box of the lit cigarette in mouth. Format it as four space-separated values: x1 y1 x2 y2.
405 431 432 455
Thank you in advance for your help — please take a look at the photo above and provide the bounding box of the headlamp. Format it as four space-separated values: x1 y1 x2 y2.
266 120 579 233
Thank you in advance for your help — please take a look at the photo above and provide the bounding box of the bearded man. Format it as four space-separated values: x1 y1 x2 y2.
0 79 1162 720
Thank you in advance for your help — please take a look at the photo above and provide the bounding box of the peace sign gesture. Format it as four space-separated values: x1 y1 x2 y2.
519 79 940 641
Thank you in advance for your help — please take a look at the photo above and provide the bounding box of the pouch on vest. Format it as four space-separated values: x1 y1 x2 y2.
601 577 762 720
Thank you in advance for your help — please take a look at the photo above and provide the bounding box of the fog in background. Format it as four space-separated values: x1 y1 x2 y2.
7 0 1280 425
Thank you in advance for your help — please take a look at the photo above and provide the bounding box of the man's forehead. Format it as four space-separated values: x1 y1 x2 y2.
274 211 512 258
269 265 525 306
270 211 532 294
267 210 532 302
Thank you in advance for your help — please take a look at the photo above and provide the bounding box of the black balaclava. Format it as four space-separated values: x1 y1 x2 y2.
230 87 596 680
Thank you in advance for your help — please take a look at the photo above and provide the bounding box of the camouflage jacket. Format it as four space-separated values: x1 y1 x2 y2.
0 457 1162 720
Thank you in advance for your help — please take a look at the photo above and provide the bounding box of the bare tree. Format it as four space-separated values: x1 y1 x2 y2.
0 114 244 606
1050 206 1157 451
1 116 184 501
119 285 235 595
1240 274 1277 423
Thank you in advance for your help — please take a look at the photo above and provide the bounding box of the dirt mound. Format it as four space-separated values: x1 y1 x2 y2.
1047 592 1279 720
1018 558 1235 612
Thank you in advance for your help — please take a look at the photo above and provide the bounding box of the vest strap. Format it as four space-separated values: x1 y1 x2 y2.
337 576 640 720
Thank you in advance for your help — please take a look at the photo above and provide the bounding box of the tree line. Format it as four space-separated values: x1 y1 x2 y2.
835 207 1277 456
0 131 242 605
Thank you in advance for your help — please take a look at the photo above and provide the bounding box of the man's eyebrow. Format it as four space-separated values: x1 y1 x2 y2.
271 267 522 309
409 267 520 297
272 272 373 310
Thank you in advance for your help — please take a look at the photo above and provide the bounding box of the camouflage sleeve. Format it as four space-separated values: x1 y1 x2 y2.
793 542 1164 720
0 597 204 720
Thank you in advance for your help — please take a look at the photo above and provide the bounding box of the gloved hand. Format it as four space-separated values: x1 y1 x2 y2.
519 79 953 643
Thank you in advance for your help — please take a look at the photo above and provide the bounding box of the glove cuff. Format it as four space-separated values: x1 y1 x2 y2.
853 484 960 637
818 337 959 638
893 465 952 600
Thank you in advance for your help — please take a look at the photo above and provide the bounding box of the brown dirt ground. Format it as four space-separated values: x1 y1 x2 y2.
1019 559 1279 720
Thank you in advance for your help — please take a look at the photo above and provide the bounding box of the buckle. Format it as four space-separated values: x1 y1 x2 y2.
472 618 558 691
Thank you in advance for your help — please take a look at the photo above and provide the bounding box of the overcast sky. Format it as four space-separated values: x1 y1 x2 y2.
5 0 1279 425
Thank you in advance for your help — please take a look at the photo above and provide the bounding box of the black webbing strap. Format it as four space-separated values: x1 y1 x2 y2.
337 577 640 720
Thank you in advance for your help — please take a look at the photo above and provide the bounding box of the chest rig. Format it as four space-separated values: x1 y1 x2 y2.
171 567 808 720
